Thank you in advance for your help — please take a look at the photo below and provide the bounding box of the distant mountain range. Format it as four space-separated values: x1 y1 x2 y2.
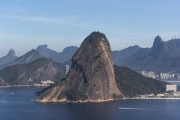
112 45 141 65
12 49 43 65
0 45 78 70
0 45 77 86
113 36 180 73
0 34 170 92
36 45 78 63
0 36 180 73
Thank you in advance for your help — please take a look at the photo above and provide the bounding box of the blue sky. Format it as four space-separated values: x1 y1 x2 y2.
0 0 180 56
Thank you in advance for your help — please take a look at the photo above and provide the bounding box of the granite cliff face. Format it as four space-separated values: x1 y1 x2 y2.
36 32 122 102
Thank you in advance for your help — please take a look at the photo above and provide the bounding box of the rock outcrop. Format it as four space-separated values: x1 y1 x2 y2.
0 49 17 66
36 32 123 102
36 45 59 59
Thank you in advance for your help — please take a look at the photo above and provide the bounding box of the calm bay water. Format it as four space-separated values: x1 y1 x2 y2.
0 87 180 120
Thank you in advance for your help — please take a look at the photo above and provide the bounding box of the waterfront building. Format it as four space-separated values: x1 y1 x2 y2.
166 84 177 92
41 80 54 86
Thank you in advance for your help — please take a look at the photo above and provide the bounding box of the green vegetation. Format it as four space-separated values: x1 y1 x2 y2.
35 84 54 96
112 93 123 99
114 65 167 97
0 64 28 85
65 88 88 101
0 58 66 85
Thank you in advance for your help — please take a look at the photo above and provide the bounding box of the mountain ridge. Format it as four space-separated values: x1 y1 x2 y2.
114 36 180 73
0 58 66 86
36 45 78 63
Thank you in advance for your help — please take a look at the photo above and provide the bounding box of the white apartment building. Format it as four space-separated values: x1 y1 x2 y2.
166 84 177 92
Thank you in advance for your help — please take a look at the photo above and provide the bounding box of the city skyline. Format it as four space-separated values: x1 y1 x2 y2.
0 0 180 56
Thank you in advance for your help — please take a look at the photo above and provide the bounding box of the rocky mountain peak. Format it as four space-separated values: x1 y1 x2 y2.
151 36 166 59
8 49 16 56
36 45 48 50
36 31 122 102
0 49 17 67
154 35 163 42
152 35 164 47
82 31 108 46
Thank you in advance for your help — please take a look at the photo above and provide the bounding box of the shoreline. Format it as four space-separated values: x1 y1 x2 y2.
128 97 180 100
0 85 48 88
35 97 180 104
35 98 117 103
1 86 180 101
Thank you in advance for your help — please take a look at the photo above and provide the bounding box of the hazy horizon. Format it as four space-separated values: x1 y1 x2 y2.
1 0 180 56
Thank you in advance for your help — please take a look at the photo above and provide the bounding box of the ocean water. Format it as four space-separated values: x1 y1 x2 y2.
0 87 180 120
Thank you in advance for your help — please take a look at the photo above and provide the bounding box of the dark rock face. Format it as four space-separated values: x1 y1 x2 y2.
36 32 122 102
151 36 164 58
67 32 121 100
151 36 170 60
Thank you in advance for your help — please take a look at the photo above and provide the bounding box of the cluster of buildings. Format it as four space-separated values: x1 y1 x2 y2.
141 71 157 79
157 84 180 97
28 65 71 87
141 71 179 80
160 73 176 80
139 84 180 98
29 78 54 86
41 80 54 86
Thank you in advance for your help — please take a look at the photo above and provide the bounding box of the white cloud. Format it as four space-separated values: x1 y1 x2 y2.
0 14 100 28
0 15 78 24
